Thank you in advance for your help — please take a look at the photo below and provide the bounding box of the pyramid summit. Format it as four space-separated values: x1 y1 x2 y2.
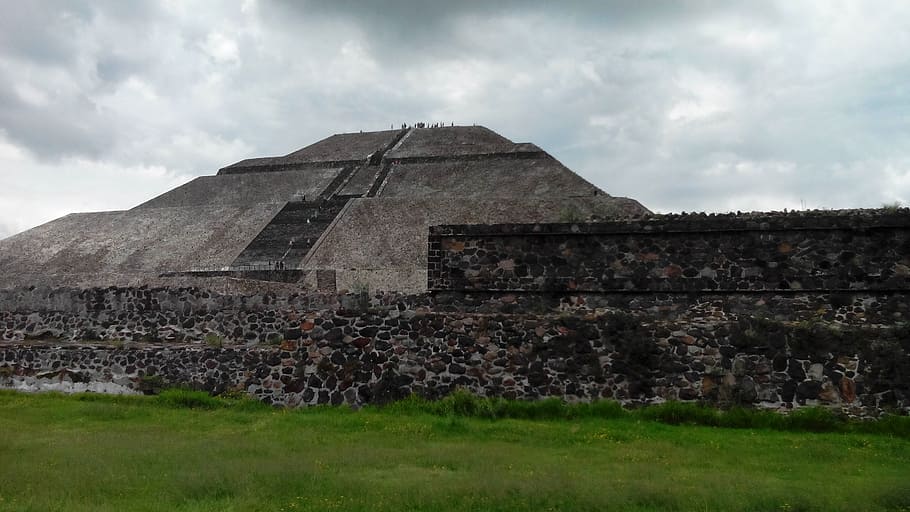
0 125 648 291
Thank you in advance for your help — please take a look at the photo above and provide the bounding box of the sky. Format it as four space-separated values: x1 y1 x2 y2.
1 0 909 239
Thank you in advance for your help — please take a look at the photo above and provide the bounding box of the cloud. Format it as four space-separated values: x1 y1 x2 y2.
200 32 241 64
1 0 909 237
0 132 194 238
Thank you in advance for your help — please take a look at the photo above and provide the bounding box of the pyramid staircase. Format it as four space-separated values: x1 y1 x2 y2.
228 128 409 272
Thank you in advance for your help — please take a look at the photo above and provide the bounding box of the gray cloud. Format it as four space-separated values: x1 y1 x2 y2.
261 0 780 75
0 86 115 160
0 2 92 64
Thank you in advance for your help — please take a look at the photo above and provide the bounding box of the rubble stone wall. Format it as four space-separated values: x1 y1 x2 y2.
428 210 910 292
1 288 908 416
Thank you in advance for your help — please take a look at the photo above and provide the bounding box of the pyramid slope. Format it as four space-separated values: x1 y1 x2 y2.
284 130 401 163
136 168 343 209
0 203 282 288
379 156 603 198
221 129 403 173
385 125 531 159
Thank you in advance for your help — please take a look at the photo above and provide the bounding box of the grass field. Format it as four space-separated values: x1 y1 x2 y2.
0 390 908 512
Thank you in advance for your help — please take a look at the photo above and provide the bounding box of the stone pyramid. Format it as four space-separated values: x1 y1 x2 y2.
0 125 648 291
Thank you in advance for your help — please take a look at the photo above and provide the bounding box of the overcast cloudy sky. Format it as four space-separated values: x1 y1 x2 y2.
1 1 909 239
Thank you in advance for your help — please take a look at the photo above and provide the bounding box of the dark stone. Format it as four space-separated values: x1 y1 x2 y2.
358 326 378 337
661 360 688 373
787 360 806 380
324 328 343 342
678 388 698 400
446 373 471 387
718 346 737 359
528 364 549 387
284 379 305 393
772 354 788 372
457 335 474 347
796 380 822 400
781 380 797 403
369 375 410 405
738 376 758 402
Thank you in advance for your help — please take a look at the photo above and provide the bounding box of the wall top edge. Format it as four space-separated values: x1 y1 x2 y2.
429 208 910 236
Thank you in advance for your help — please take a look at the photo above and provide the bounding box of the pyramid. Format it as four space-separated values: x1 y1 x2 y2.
0 125 648 292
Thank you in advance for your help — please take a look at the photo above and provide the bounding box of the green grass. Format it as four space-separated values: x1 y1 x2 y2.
0 390 908 511
384 389 910 438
